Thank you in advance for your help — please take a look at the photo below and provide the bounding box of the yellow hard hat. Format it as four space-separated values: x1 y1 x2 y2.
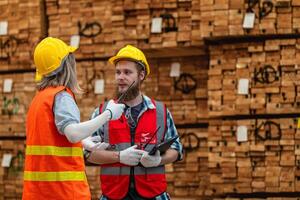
34 37 77 81
109 45 150 76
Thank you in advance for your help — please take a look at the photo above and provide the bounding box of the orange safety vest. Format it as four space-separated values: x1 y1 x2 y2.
22 86 90 200
99 99 167 199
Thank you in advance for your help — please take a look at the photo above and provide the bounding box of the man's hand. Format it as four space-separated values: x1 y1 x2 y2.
82 136 110 151
119 145 144 166
140 150 161 168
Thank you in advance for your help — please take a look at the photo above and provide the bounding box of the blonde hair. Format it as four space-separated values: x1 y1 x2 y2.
37 54 83 94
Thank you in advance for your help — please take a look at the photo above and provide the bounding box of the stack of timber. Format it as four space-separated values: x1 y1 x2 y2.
208 39 300 117
207 117 300 195
200 0 300 38
46 0 114 59
45 0 205 59
0 73 35 137
0 0 42 70
0 140 25 200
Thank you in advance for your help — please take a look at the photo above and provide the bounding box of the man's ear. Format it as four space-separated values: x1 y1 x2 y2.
139 70 146 81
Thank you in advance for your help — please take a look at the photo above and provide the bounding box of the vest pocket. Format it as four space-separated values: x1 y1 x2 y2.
109 126 131 144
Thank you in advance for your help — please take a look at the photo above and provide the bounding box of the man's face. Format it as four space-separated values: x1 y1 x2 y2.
115 60 145 101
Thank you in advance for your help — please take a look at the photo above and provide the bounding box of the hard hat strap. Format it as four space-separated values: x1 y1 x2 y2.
136 60 146 73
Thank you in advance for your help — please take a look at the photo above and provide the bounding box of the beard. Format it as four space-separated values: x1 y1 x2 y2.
115 80 140 102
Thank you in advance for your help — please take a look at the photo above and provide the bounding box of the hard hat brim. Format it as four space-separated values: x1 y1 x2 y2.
68 46 77 53
108 56 150 76
35 71 42 82
108 55 133 65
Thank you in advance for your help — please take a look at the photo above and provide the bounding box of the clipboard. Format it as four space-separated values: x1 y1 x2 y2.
148 135 179 155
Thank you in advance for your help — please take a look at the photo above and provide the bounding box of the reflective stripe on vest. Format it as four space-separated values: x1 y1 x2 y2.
101 166 165 175
26 145 83 157
101 167 131 175
24 171 87 181
155 101 165 143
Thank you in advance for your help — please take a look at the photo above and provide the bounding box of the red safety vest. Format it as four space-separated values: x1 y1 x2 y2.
99 99 167 199
22 86 90 200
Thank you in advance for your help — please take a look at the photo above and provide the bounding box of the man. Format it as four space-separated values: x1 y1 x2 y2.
84 45 183 200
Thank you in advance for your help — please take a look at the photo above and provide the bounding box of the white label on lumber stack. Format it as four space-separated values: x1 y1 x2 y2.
1 153 12 167
243 13 255 29
170 62 181 77
94 79 104 94
151 17 162 33
70 35 80 48
0 21 8 35
236 63 247 69
237 126 248 142
238 79 249 95
3 78 13 93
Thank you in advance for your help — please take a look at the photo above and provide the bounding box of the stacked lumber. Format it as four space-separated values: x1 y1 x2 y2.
0 140 25 200
123 0 203 49
46 0 114 58
200 0 300 38
0 0 42 70
164 127 209 198
148 56 208 124
208 39 300 117
207 37 300 198
111 0 129 50
0 73 36 137
85 166 101 200
45 0 204 59
207 117 299 196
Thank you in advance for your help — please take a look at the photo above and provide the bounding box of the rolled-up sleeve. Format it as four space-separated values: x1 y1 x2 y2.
54 91 80 135
165 109 183 161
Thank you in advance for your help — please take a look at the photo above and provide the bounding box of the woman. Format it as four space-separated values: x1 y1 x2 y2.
22 37 124 200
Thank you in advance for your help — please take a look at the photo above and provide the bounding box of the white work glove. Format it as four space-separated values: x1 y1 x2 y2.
82 136 110 151
140 150 162 168
119 145 144 166
105 100 125 120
